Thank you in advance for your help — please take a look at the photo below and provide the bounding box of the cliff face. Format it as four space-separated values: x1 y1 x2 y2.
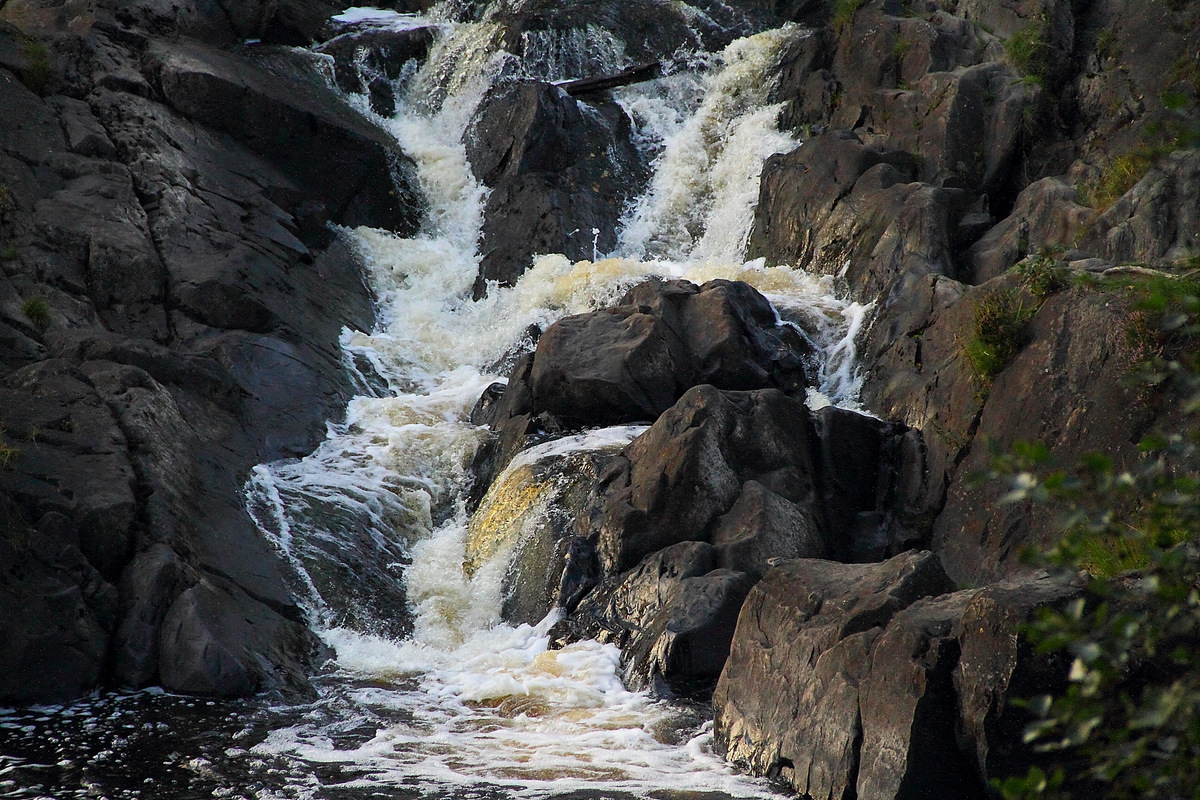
0 0 425 702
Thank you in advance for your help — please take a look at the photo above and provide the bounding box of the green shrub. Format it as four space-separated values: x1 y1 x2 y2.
986 277 1200 800
0 427 19 469
964 288 1033 385
20 297 50 330
1018 253 1071 302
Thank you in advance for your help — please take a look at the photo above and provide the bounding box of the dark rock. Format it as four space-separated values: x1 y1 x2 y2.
315 26 436 96
0 361 138 583
1082 150 1200 266
969 177 1095 284
584 385 824 575
149 40 422 233
565 541 719 646
492 278 815 431
708 479 825 580
0 507 118 705
930 286 1154 586
157 574 318 698
855 591 987 800
466 439 621 626
954 572 1082 786
465 81 647 296
812 405 930 561
712 551 959 799
111 543 191 688
623 569 754 698
555 542 752 697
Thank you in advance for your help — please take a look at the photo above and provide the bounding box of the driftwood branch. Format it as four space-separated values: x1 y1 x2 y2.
557 59 683 96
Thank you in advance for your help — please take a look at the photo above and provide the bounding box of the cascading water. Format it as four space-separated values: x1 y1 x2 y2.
0 6 871 799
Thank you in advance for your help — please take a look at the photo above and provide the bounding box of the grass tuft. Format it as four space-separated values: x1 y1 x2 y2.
20 297 50 330
964 288 1034 386
833 0 866 36
1004 23 1052 83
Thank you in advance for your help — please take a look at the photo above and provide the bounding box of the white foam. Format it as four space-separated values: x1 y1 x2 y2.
331 7 434 29
241 16 865 797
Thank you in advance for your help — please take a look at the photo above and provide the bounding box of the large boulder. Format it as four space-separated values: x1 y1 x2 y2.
465 81 648 297
489 278 815 431
581 385 825 575
147 40 422 234
0 11 412 702
552 542 754 698
713 551 964 799
713 557 1082 798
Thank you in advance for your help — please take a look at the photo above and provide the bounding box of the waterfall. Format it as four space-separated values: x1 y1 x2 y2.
240 9 870 797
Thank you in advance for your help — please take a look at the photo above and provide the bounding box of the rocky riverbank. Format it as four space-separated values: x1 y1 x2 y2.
1 0 1197 797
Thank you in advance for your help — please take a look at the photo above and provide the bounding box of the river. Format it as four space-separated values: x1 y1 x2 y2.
0 5 870 798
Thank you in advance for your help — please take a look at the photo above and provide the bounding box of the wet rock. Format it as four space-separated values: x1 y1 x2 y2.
465 81 648 296
748 131 961 309
157 575 319 698
491 278 814 431
712 551 960 799
623 569 755 698
554 542 751 698
812 405 929 562
111 543 192 688
583 385 824 575
0 508 118 705
465 436 627 626
315 26 436 96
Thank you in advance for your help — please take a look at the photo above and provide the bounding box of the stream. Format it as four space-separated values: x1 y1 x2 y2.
0 5 871 798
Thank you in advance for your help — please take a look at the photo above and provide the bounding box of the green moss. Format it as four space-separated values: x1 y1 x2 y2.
1094 28 1120 62
833 0 866 35
20 297 50 330
0 243 16 260
964 288 1034 386
1079 148 1162 211
18 37 49 95
0 427 20 470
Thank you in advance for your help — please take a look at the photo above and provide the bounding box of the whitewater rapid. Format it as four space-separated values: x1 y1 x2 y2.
240 7 872 798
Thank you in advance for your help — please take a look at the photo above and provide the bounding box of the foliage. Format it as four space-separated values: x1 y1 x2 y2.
964 287 1034 386
18 37 49 95
20 296 50 330
984 276 1200 800
1017 252 1071 302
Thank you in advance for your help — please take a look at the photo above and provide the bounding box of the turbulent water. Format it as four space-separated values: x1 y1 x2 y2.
0 6 872 799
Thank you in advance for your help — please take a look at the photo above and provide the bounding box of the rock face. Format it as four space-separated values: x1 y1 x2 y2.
465 81 648 297
0 1 424 702
713 553 1080 800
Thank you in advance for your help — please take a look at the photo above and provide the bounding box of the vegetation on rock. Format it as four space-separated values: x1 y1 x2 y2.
985 277 1200 799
